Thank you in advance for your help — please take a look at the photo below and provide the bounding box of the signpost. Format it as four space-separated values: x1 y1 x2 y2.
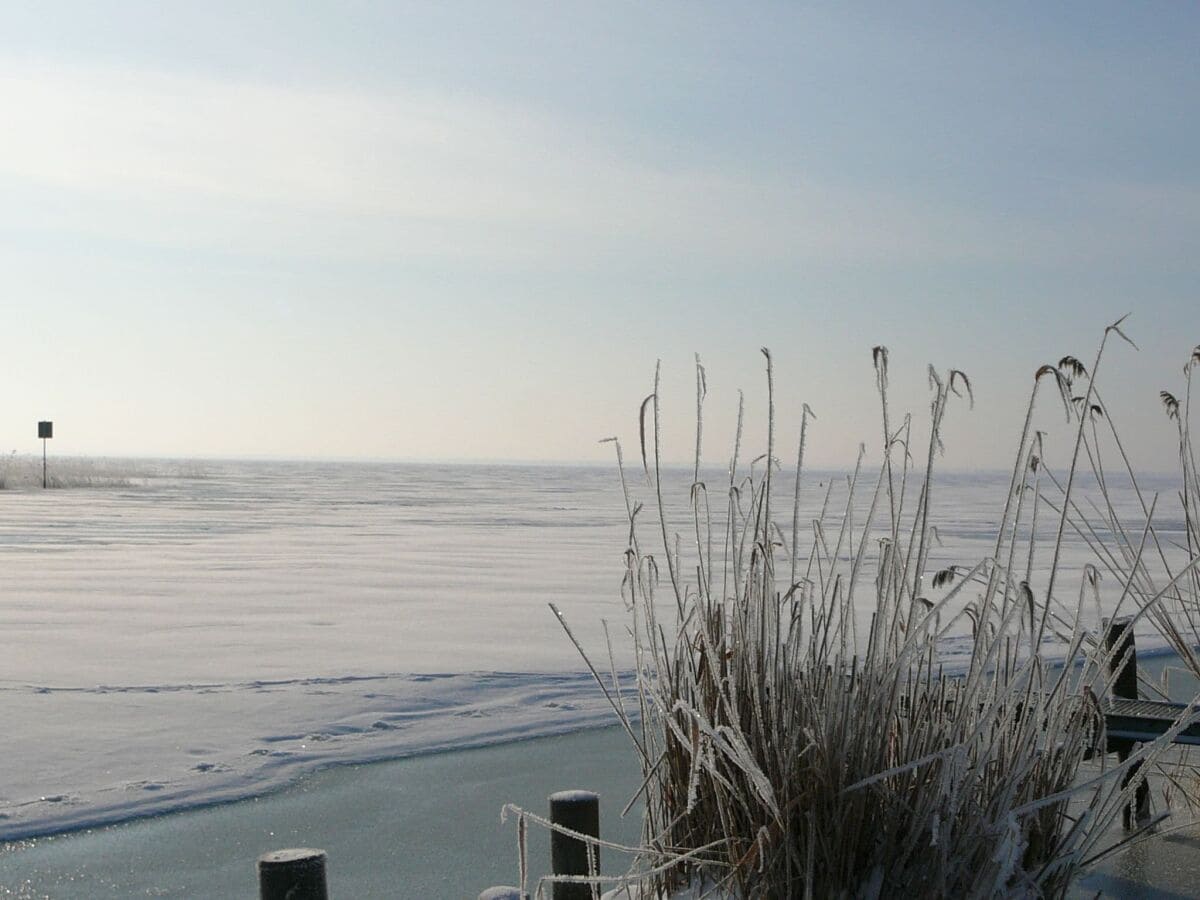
38 421 53 489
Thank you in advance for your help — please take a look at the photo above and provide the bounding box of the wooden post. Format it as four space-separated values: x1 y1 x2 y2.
479 888 529 899
258 848 328 900
550 790 599 900
1104 617 1150 826
1105 616 1138 701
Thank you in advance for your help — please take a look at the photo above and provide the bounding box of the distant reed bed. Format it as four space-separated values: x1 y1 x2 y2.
506 319 1200 899
0 454 203 489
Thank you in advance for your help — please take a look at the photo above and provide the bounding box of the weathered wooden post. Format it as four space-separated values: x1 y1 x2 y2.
258 848 328 900
479 887 530 899
550 790 600 900
1104 616 1150 826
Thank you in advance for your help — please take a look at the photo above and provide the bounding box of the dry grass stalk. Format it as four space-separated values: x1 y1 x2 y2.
516 320 1200 899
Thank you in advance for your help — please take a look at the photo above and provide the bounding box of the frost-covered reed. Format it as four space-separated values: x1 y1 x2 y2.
509 319 1200 899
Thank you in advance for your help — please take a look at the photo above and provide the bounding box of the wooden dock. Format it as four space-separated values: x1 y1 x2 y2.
1104 697 1200 746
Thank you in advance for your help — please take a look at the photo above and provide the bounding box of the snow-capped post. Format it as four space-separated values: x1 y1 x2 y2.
1103 616 1149 825
549 789 599 899
478 887 529 899
257 848 328 900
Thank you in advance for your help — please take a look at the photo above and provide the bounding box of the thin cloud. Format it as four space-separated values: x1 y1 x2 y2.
0 59 1091 269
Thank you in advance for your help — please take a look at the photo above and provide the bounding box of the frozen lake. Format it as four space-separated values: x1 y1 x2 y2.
0 460 635 839
0 458 1185 842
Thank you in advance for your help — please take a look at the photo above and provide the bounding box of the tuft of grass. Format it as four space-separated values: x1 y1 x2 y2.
512 319 1200 899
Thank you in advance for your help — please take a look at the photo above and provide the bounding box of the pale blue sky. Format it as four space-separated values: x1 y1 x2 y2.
2 2 1196 470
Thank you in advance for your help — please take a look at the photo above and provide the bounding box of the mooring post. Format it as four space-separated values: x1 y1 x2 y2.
1103 616 1150 826
258 848 328 900
479 887 530 899
550 790 600 900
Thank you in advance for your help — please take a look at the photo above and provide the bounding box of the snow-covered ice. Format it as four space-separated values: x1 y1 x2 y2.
0 460 636 838
0 458 1185 840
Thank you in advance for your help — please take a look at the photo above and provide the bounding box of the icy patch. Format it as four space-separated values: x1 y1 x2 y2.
0 670 632 840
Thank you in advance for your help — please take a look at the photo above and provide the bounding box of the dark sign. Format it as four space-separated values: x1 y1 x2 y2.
38 421 53 439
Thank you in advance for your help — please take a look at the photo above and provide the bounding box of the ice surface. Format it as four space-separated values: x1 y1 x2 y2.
0 726 645 897
0 461 639 838
0 669 629 838
0 459 1187 841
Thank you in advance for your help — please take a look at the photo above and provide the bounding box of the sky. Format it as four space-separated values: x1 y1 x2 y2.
1 2 1197 471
